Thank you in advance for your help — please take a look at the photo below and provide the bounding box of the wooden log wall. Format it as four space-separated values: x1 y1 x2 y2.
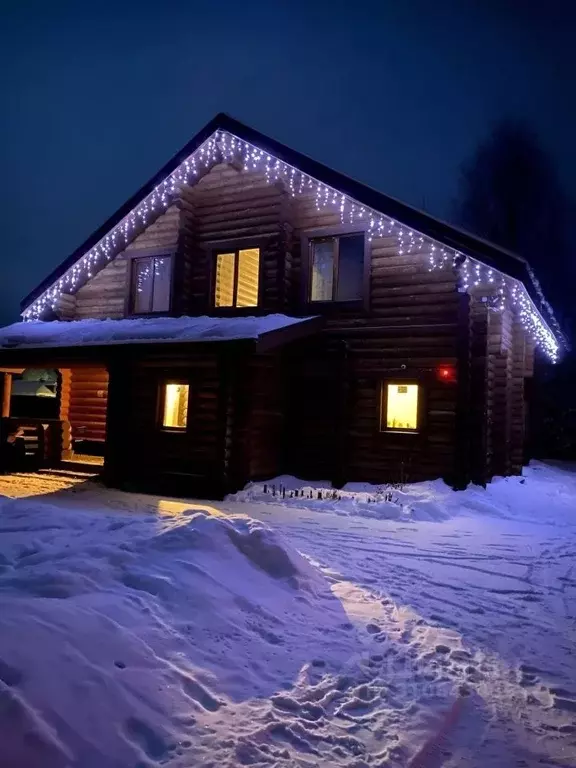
57 368 73 458
510 317 528 474
285 338 342 481
467 296 489 484
286 192 462 485
68 366 109 444
54 293 76 320
105 350 229 497
1 373 11 418
64 206 181 320
245 354 284 480
487 307 513 476
178 164 290 314
467 287 535 482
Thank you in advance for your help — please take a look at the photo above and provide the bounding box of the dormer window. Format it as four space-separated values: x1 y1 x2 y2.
130 254 172 314
306 232 366 303
214 247 260 308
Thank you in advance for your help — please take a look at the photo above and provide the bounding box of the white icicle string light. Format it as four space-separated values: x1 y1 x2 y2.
22 130 561 361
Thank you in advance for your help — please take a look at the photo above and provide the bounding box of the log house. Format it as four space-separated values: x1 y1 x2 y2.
0 114 563 495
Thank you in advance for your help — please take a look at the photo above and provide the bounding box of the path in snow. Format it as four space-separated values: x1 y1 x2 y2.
0 463 574 766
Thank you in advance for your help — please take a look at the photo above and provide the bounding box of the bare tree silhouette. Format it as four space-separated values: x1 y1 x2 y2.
454 120 572 317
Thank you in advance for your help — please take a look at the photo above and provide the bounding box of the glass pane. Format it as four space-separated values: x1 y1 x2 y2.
386 383 419 430
215 252 235 307
310 240 334 301
152 257 172 312
163 383 189 428
336 234 364 301
132 258 153 313
236 248 260 307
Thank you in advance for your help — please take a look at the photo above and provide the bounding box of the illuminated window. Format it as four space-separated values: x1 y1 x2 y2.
214 248 260 307
381 382 419 432
309 233 364 302
162 383 189 429
131 255 172 313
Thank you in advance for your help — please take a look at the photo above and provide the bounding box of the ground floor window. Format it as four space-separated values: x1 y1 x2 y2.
161 383 189 429
380 382 420 432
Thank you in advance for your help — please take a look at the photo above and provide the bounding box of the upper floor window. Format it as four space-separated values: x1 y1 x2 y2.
214 247 260 308
131 255 172 314
308 232 365 302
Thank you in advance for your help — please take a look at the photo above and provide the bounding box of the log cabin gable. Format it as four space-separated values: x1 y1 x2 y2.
51 162 295 321
22 113 563 365
59 205 182 321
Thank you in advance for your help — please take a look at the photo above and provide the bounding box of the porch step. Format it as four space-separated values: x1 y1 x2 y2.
59 460 103 475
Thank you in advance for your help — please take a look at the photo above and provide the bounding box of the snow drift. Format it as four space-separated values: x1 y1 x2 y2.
229 461 576 526
0 500 354 767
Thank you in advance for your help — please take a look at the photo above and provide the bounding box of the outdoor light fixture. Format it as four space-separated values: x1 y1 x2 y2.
436 365 456 383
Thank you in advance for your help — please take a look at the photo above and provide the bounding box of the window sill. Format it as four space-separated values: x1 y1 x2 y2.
159 427 188 434
380 429 420 435
210 306 262 315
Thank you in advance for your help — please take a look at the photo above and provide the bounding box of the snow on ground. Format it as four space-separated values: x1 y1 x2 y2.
0 462 575 767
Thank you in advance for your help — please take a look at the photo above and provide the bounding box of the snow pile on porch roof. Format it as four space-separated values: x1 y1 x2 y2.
0 315 312 350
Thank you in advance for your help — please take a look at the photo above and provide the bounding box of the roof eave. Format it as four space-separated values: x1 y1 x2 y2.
20 112 562 349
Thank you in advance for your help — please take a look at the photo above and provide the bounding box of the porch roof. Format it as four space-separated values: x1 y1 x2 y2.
0 314 323 364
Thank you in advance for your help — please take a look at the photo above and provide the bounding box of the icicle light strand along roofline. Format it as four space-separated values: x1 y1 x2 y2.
22 129 561 362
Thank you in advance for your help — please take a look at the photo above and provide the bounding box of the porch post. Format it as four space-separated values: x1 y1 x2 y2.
1 373 12 417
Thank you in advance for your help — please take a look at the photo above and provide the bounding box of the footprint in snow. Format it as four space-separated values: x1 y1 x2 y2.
179 675 223 712
450 649 472 662
0 659 23 687
124 717 174 761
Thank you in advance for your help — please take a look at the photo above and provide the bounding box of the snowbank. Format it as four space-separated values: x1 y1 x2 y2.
0 314 313 349
0 499 354 767
229 461 576 525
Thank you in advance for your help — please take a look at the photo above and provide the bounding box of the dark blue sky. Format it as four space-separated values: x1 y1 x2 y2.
1 0 574 324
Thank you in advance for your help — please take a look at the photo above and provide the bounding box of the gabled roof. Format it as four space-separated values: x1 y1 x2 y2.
20 113 563 360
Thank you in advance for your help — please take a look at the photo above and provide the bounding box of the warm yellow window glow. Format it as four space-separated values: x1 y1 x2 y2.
215 253 235 307
236 248 260 307
163 384 189 429
214 248 260 307
384 383 419 431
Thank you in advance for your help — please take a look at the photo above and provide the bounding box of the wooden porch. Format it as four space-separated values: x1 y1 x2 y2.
0 365 108 475
0 416 105 474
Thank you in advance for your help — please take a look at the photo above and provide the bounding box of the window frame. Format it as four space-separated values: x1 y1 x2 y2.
209 239 263 312
379 379 425 435
126 248 175 317
157 379 191 433
301 225 369 309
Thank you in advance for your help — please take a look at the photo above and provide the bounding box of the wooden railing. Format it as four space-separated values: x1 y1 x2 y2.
0 417 71 471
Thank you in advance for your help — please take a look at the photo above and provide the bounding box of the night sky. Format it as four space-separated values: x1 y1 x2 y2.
1 0 574 326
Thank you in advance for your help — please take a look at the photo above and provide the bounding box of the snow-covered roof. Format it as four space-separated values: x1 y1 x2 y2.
0 315 315 350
